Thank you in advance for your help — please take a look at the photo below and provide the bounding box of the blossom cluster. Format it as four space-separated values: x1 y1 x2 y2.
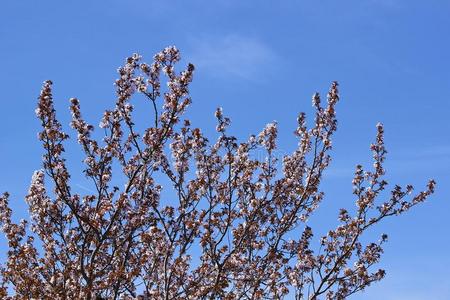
0 47 435 299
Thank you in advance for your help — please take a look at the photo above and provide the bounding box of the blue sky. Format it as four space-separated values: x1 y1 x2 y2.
1 0 449 298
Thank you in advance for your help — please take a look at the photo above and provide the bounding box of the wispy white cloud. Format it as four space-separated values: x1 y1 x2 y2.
323 166 355 179
75 183 95 193
324 144 450 178
367 0 402 10
386 144 450 174
350 267 450 300
409 145 450 158
186 34 279 81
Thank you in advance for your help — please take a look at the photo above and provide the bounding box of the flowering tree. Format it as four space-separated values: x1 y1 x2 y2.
0 47 435 299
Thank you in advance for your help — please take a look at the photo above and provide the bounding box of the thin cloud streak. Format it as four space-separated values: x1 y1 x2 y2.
368 0 402 10
186 34 279 81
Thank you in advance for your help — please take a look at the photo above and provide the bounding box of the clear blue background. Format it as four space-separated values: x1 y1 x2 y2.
0 1 449 298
